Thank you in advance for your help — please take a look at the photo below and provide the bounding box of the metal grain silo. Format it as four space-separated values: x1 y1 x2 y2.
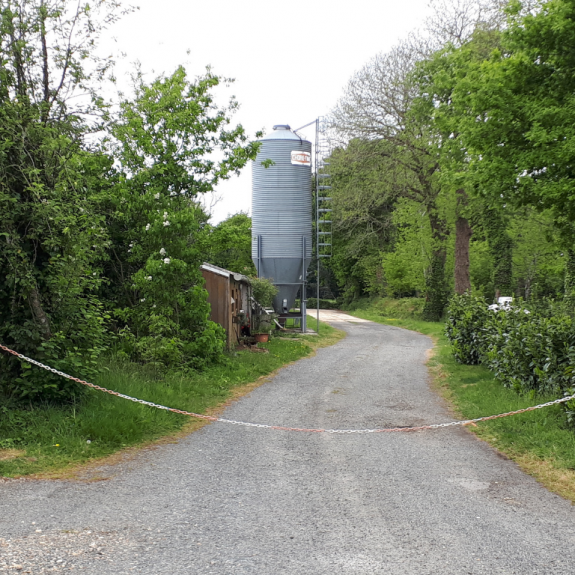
252 125 312 315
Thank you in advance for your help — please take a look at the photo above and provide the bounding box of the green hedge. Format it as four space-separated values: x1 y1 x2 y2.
305 298 338 310
343 297 425 320
446 293 575 424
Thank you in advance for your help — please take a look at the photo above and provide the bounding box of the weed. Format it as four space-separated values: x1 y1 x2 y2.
0 319 343 478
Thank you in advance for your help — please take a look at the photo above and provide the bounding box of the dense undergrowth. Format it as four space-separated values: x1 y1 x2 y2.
345 297 575 502
0 320 343 478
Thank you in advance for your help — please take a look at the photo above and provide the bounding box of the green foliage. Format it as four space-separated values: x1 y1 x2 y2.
446 293 575 422
440 0 575 240
0 3 262 400
326 140 396 302
104 68 260 370
444 293 491 364
250 276 278 308
480 206 513 299
0 0 121 400
203 212 256 275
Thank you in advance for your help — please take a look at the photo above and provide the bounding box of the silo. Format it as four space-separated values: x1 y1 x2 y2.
252 125 312 314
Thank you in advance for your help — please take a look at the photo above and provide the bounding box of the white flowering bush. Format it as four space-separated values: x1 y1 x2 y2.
105 67 261 369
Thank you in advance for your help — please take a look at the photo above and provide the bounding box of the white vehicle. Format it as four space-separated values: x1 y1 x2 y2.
488 297 530 313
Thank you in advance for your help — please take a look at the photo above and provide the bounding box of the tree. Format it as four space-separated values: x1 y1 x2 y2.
0 0 124 400
329 0 509 314
330 38 452 319
450 0 575 240
326 140 397 301
203 212 256 275
412 22 510 299
106 67 261 369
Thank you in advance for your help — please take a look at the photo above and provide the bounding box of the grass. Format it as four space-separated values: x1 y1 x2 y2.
346 305 575 503
0 319 343 479
344 296 425 320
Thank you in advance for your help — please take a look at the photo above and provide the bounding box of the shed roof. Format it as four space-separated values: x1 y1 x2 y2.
200 263 252 284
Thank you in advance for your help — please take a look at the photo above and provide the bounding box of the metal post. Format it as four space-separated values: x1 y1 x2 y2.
302 235 307 333
316 118 320 335
256 235 262 277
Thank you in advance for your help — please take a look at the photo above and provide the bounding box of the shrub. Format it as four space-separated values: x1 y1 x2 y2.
444 293 491 364
445 294 575 422
305 298 337 310
250 277 278 308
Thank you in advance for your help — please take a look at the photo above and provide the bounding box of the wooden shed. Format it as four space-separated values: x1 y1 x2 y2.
200 263 252 349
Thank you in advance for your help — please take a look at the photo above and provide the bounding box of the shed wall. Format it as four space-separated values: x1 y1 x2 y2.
201 269 231 348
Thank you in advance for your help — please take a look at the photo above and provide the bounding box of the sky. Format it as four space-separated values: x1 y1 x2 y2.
100 0 431 223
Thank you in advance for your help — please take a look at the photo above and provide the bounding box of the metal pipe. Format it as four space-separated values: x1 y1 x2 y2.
302 235 307 333
316 118 320 335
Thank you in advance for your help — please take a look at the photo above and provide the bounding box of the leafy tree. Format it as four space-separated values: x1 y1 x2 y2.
326 140 397 301
449 0 575 238
106 67 261 369
330 38 453 319
0 0 124 400
203 212 256 275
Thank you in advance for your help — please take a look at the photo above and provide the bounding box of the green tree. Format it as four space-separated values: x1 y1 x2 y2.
203 212 256 275
106 67 261 369
0 0 123 400
450 0 575 239
326 140 397 302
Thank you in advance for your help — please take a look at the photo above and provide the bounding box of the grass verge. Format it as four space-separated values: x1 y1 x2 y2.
346 306 575 503
0 319 344 479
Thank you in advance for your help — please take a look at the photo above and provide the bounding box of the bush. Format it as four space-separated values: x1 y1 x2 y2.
342 297 425 319
250 277 278 308
305 298 338 310
445 294 575 421
444 293 491 364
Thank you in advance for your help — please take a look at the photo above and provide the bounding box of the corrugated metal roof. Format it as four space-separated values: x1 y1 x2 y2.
201 263 251 284
261 125 306 141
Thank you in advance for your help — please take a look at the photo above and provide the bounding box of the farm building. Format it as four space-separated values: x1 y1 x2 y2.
200 263 252 349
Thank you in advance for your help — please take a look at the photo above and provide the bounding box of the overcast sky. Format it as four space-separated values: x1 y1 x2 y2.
101 0 431 223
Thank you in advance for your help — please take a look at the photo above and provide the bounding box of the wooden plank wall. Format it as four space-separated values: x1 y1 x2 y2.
201 269 231 348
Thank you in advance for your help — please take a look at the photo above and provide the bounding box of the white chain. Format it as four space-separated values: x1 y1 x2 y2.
3 344 575 434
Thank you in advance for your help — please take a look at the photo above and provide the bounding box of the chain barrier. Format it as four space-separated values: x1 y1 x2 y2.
2 343 575 434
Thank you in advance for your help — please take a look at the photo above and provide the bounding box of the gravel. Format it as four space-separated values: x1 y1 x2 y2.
2 313 575 574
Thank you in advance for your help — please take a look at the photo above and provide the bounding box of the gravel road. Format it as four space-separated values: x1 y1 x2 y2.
2 312 575 574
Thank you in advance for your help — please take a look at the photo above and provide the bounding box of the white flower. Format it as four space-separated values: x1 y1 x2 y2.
140 298 145 302
152 304 157 308
154 193 160 199
128 249 131 253
92 272 97 276
146 276 152 281
159 248 166 256
163 211 168 220
163 258 171 264
163 221 170 227
145 224 150 231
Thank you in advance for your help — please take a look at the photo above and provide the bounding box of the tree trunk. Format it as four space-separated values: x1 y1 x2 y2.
483 206 513 302
454 189 472 294
564 248 575 305
423 210 449 322
28 287 52 339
